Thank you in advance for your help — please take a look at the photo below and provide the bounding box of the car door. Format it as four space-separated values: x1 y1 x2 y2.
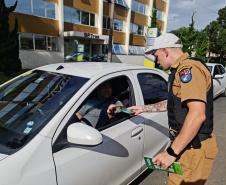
132 69 170 170
217 65 226 92
213 65 222 97
52 71 145 185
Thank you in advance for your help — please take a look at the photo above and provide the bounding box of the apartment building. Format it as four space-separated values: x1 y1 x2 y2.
7 0 170 69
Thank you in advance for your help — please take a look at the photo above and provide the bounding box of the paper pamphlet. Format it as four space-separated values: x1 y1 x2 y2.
120 108 135 114
144 156 183 175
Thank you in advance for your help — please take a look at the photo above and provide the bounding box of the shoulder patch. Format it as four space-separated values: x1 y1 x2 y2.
177 65 192 83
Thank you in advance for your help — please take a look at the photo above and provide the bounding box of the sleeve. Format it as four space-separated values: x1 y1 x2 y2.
178 64 207 103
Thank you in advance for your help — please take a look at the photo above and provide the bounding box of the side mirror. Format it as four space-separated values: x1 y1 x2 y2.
67 123 102 146
214 74 224 79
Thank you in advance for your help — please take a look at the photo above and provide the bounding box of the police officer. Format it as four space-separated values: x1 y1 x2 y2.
128 33 218 184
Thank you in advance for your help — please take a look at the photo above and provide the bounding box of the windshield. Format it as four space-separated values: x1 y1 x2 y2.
0 70 89 155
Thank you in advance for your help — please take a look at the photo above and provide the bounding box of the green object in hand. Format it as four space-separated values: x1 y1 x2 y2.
120 108 135 114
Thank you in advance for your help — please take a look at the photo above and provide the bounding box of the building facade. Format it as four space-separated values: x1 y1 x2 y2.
7 0 170 69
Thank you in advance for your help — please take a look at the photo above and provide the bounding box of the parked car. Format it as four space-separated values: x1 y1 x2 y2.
65 53 83 62
0 63 170 185
206 63 226 97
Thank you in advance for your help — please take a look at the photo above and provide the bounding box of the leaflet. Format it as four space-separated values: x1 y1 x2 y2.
120 108 135 114
144 156 183 175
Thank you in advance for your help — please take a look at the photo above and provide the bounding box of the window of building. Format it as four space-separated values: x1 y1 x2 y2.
153 8 165 21
48 37 57 51
81 11 89 25
18 0 32 15
137 73 168 105
112 44 126 54
35 35 46 50
72 9 81 24
12 0 56 19
46 1 56 19
129 46 144 55
131 0 146 15
33 0 45 17
103 0 128 8
64 6 71 23
64 6 95 27
114 19 123 31
20 33 33 49
130 23 144 35
103 17 124 32
19 33 59 51
90 13 95 26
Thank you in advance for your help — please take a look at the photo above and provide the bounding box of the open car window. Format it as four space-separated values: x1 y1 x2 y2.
75 75 134 130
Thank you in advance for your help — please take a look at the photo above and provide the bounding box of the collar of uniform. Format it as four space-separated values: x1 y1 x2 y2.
170 53 190 70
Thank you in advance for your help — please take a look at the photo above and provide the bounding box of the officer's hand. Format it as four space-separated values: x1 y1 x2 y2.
152 151 177 170
127 106 143 115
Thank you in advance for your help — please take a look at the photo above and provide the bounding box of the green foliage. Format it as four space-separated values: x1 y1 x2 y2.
180 13 198 55
217 6 226 29
195 30 208 61
0 0 21 75
150 0 161 36
206 6 226 64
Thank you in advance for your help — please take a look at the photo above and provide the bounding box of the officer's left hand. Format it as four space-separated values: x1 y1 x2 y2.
152 151 177 170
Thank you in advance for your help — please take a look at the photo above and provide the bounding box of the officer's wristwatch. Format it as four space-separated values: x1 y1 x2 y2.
167 146 179 158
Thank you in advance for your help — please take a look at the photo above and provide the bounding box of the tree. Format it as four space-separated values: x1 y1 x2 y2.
217 6 226 29
195 30 208 62
150 0 161 36
181 13 198 55
0 0 21 75
206 6 226 64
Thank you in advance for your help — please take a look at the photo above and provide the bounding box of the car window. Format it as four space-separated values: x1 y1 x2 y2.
76 76 134 130
207 66 212 74
0 70 89 155
137 73 168 104
213 65 220 76
218 65 225 74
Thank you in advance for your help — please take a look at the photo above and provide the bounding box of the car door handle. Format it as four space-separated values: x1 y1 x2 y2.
131 126 143 137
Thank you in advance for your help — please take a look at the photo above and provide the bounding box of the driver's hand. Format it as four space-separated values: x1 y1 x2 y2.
107 104 116 114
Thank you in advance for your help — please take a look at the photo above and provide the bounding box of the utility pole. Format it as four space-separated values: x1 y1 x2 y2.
107 0 115 63
194 0 198 22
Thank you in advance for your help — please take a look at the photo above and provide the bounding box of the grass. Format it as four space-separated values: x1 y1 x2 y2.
0 69 31 85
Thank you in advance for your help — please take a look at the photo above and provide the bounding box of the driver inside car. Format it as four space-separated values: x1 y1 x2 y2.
75 81 122 129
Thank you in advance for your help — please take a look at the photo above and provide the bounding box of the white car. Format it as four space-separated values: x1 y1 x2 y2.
206 63 226 98
0 63 170 185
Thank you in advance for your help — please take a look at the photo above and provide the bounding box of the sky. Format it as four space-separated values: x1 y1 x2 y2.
166 0 226 32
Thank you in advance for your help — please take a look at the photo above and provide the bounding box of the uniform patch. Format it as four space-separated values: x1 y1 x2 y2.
178 65 192 83
179 68 192 83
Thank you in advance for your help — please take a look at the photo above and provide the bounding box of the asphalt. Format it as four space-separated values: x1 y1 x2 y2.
130 96 226 185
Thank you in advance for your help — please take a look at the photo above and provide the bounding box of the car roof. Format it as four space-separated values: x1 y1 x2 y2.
36 62 158 78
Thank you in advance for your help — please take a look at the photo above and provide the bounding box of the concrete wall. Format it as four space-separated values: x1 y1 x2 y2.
20 50 64 69
112 55 144 66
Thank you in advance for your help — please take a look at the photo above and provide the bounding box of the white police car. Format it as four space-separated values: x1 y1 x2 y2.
0 63 170 185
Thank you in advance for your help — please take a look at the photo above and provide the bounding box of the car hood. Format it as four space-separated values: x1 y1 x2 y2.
0 153 8 161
